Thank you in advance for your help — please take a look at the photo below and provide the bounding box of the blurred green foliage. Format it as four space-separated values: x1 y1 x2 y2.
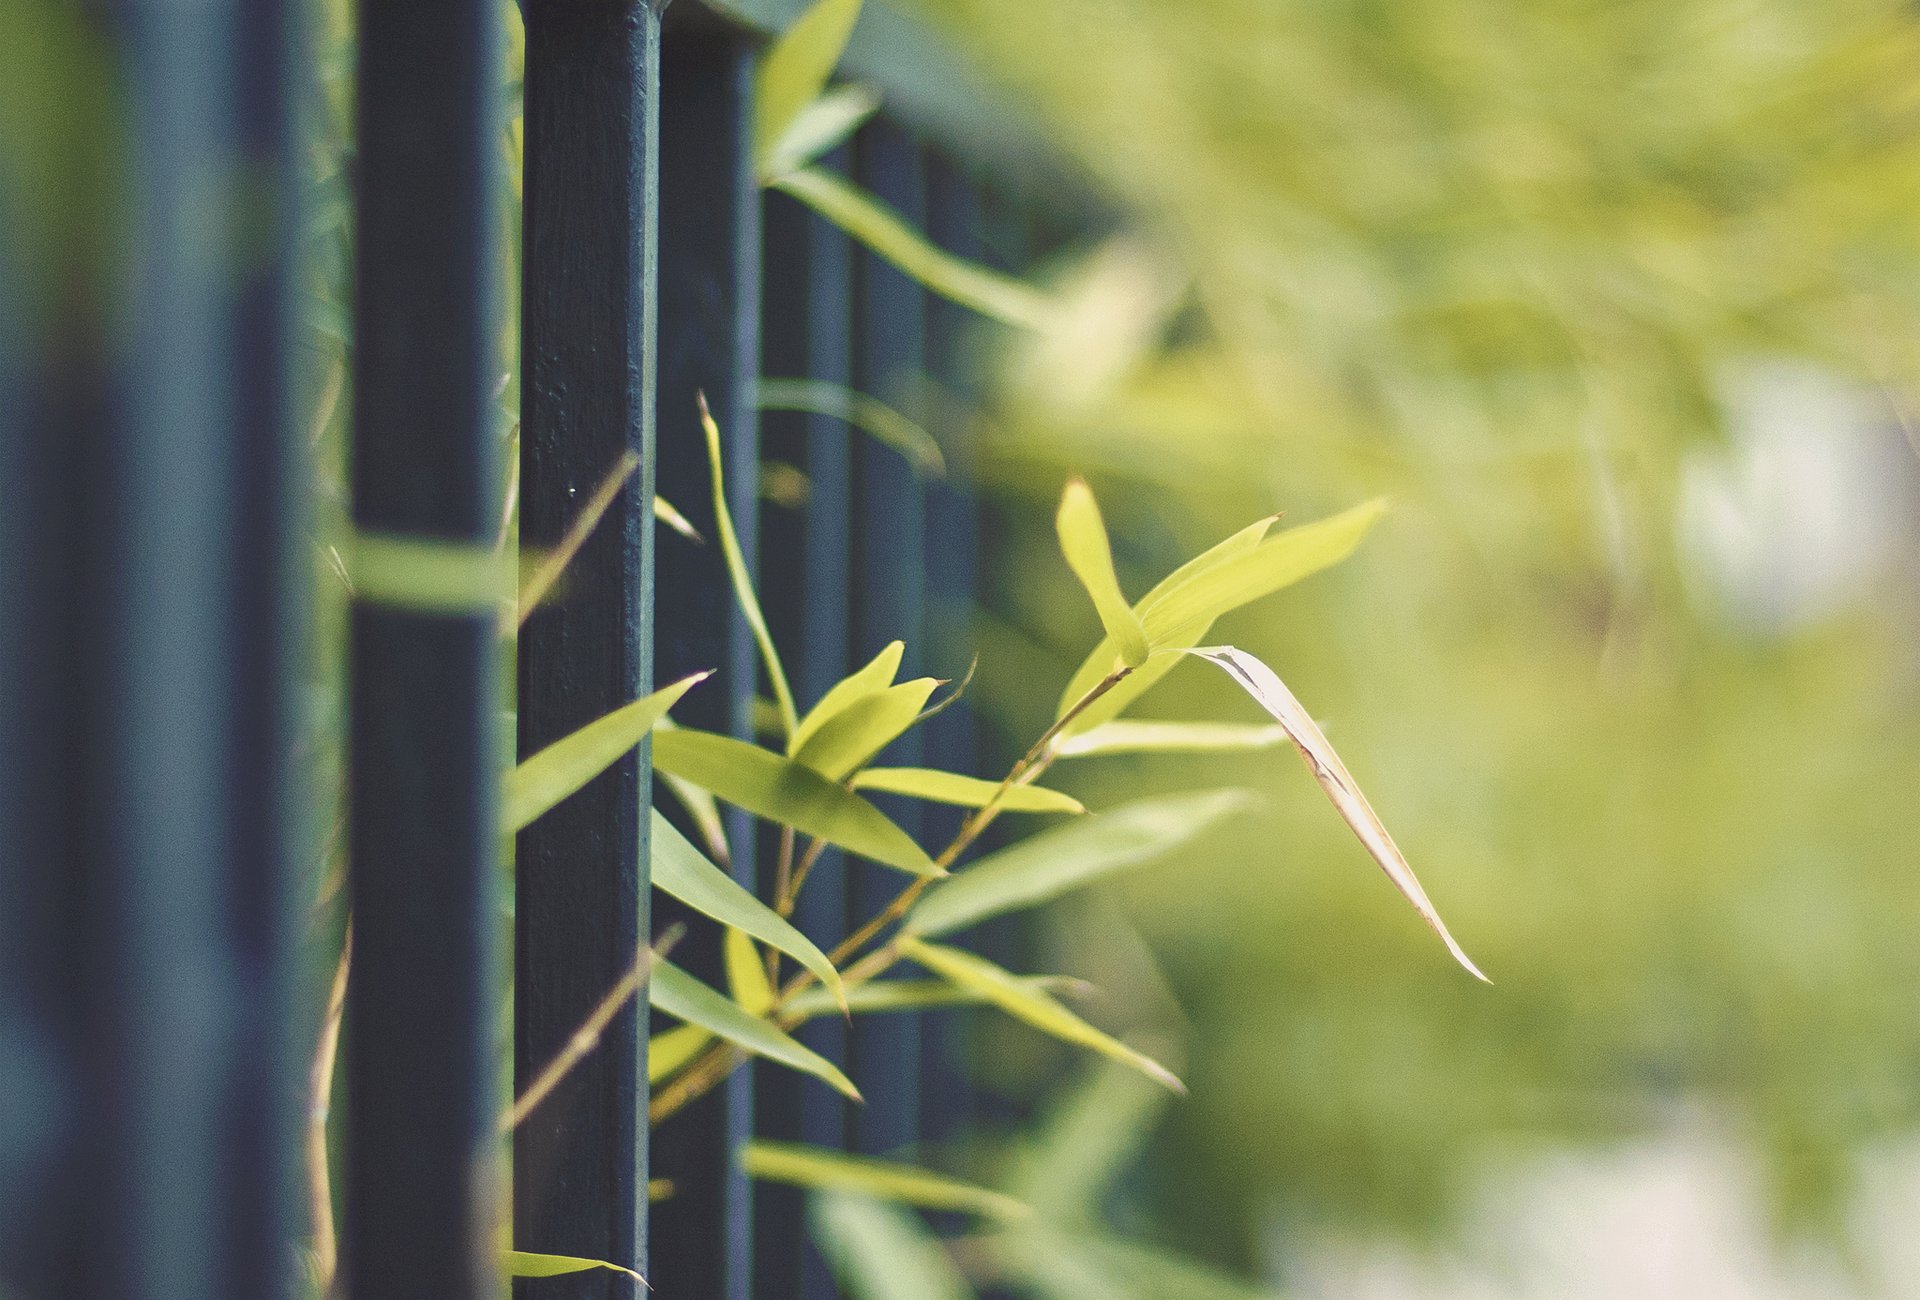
882 0 1920 1275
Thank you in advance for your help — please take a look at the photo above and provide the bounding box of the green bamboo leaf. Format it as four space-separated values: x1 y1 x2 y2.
900 939 1184 1094
1007 1066 1169 1216
1183 645 1488 982
759 83 880 181
1056 478 1148 668
851 767 1085 815
811 1193 976 1300
349 531 510 615
759 377 944 476
725 926 777 1015
1053 515 1276 734
700 393 799 735
503 672 710 833
907 789 1256 938
503 1250 643 1284
772 166 1054 329
792 677 939 781
650 960 860 1098
1053 720 1289 758
745 1141 1028 1221
755 0 864 173
657 720 732 865
648 1022 711 1083
654 492 705 543
783 975 1092 1023
790 640 903 756
652 728 941 877
652 810 844 1005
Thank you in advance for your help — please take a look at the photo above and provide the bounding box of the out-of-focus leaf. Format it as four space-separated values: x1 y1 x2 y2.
759 377 944 476
650 960 859 1098
900 939 1185 1094
1139 499 1387 644
1053 719 1290 758
811 1193 975 1300
784 975 1093 1023
772 166 1053 329
503 672 709 833
790 641 903 756
653 728 940 877
760 83 879 179
699 393 798 735
654 492 704 543
512 449 640 630
1053 515 1276 733
502 1250 643 1284
725 926 776 1015
907 789 1256 938
349 531 510 615
755 0 863 173
1056 478 1149 667
648 1023 711 1084
652 810 843 1005
744 1141 1028 1221
1185 645 1487 982
851 767 1085 815
792 678 939 780
1006 1065 1168 1216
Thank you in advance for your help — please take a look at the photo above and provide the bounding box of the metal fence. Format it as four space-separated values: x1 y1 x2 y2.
0 1 1023 1296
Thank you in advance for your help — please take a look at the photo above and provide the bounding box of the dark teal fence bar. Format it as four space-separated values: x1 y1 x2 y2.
346 3 502 1298
515 2 663 1293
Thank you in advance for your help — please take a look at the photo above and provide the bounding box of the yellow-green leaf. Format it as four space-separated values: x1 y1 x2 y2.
653 728 940 877
725 927 776 1015
755 0 864 173
759 83 880 181
790 640 903 757
349 531 509 615
1184 645 1488 982
654 492 704 543
503 672 709 833
1056 478 1148 668
1053 720 1289 758
791 677 939 781
900 939 1184 1094
784 975 1091 1023
811 1193 976 1300
652 810 843 1005
851 767 1084 815
907 789 1256 938
502 1250 643 1284
650 960 859 1098
648 1023 712 1084
772 166 1053 330
700 394 798 735
759 377 943 476
745 1141 1027 1222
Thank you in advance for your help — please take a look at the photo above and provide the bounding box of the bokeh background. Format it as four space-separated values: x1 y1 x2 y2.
877 0 1920 1293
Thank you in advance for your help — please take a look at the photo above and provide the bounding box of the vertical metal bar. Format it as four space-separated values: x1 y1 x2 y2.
346 3 501 1298
756 151 857 1300
848 119 930 1159
651 18 761 1300
514 2 662 1292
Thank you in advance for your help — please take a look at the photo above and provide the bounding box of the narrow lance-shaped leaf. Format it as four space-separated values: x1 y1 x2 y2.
759 377 943 476
651 809 844 1006
744 1141 1028 1222
791 677 939 781
1054 719 1290 758
503 672 709 833
502 1251 643 1285
810 1193 975 1300
1184 645 1488 982
700 392 799 735
724 926 777 1015
790 640 902 757
852 767 1084 815
901 939 1185 1094
760 83 879 180
1056 478 1148 667
755 0 864 173
648 1022 711 1084
650 960 860 1099
653 727 941 877
783 975 1093 1024
654 492 705 543
907 788 1257 939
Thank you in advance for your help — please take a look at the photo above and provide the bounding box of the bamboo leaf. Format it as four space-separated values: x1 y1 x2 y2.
759 377 943 476
652 728 941 877
1184 645 1488 982
790 640 903 757
783 975 1092 1023
725 927 777 1015
1054 720 1289 758
511 450 640 631
502 1250 643 1285
851 767 1085 815
650 960 860 1098
700 392 799 735
811 1193 975 1300
648 1023 711 1084
900 939 1185 1094
1056 478 1149 667
772 166 1054 329
652 810 843 1006
503 672 710 834
907 789 1256 938
745 1140 1028 1222
654 492 705 543
791 677 939 781
755 0 864 174
1007 1066 1169 1216
760 83 880 181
